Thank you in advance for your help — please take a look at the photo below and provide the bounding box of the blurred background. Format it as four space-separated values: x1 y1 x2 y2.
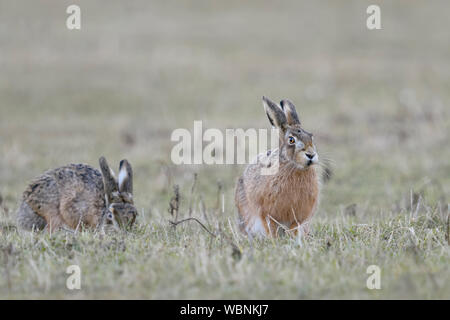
0 0 449 222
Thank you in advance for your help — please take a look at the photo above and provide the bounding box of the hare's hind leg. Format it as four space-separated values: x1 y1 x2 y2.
288 222 301 238
245 215 276 238
59 198 83 230
45 214 65 233
16 201 47 231
59 190 101 230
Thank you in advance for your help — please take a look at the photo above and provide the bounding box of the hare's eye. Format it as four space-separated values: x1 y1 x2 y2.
288 136 296 145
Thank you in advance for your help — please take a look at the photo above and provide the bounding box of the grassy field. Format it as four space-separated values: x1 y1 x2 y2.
0 0 449 299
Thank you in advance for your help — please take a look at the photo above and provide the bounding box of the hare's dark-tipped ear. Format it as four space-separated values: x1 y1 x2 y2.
99 156 119 200
262 96 287 131
118 159 133 194
280 99 301 126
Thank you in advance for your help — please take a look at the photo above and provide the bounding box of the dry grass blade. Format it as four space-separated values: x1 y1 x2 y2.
170 217 216 238
344 203 357 216
1 243 15 291
215 180 223 212
170 217 242 261
168 185 180 221
447 212 450 246
0 193 7 218
188 173 198 217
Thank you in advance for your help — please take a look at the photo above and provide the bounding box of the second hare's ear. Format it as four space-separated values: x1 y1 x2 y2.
99 156 119 201
280 99 301 126
118 159 133 194
263 96 287 131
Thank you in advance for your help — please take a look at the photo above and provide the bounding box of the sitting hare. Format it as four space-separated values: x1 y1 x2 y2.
235 97 320 237
16 157 137 232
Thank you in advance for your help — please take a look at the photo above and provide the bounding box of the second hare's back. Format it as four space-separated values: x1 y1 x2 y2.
20 164 106 230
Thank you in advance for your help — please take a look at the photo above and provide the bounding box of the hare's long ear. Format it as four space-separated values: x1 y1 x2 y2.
99 156 119 202
118 159 133 195
263 96 287 132
280 99 301 126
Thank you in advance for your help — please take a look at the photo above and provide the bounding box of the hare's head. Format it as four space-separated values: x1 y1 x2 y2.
263 96 318 170
99 157 137 229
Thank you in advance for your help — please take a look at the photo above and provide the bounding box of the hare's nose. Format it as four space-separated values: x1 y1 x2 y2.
306 153 315 160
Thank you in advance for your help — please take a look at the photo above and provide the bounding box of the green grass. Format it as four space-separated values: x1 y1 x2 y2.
0 0 449 299
1 206 448 299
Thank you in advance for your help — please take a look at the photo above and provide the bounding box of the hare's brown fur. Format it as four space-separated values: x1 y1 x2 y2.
235 97 320 237
17 164 105 231
16 158 137 232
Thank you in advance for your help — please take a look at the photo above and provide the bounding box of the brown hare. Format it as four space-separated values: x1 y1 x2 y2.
16 157 137 232
235 97 320 238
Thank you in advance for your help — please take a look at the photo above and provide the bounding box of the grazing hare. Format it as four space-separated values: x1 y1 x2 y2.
16 157 137 232
235 97 320 237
